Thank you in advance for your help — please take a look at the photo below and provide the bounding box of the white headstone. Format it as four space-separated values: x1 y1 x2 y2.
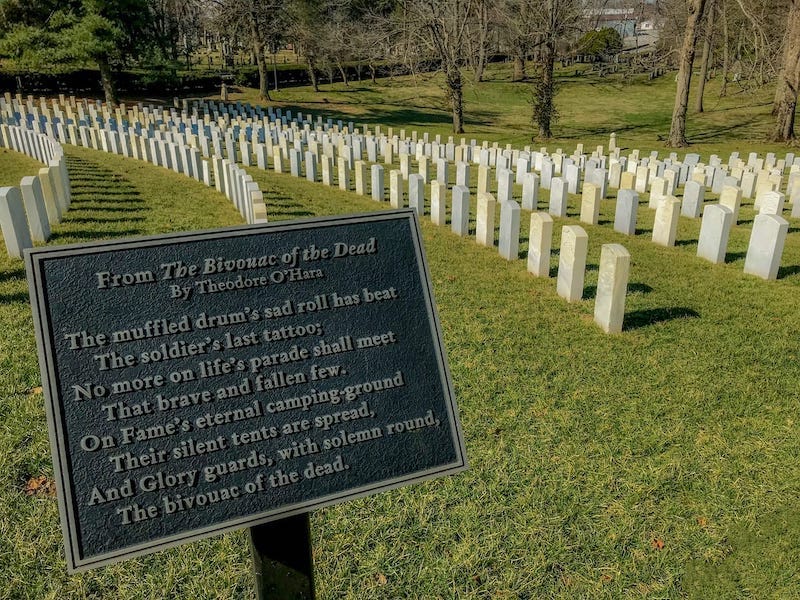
548 177 568 217
697 204 733 264
648 177 668 209
614 190 638 236
476 193 497 247
354 160 368 195
498 200 520 260
744 214 789 280
527 212 553 277
521 172 540 211
565 163 581 194
451 185 470 236
408 173 424 216
594 244 630 334
38 167 62 224
436 158 449 185
338 160 351 191
497 168 514 204
681 181 704 218
430 182 447 225
19 176 50 242
759 191 785 215
456 161 470 188
719 185 742 223
321 155 334 186
0 187 32 258
557 225 588 302
371 165 384 201
580 183 601 225
390 170 403 208
652 197 681 247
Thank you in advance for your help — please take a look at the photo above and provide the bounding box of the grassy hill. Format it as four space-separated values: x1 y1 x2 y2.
1 68 799 598
220 62 789 159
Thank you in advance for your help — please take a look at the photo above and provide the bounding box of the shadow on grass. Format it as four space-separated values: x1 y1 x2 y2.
67 205 145 213
778 265 800 279
71 189 141 197
583 281 654 301
725 251 748 263
66 216 146 224
276 209 315 218
623 307 700 331
0 291 32 305
0 267 27 284
50 229 142 242
675 238 698 247
628 282 654 295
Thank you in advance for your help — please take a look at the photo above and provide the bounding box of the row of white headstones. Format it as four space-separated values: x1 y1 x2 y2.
0 125 71 258
4 94 795 331
0 118 270 260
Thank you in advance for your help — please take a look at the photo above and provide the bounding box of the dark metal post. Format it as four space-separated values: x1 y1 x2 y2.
249 513 315 600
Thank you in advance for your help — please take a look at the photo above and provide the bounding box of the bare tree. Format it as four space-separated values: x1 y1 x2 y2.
496 0 537 82
464 0 493 82
528 0 582 139
771 0 800 141
205 0 286 101
400 0 476 133
695 0 716 113
666 0 708 147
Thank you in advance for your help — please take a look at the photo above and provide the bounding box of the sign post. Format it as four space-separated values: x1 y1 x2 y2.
249 513 314 599
26 210 466 591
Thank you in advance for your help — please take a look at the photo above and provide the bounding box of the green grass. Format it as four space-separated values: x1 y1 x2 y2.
1 80 800 597
220 62 788 161
0 149 42 187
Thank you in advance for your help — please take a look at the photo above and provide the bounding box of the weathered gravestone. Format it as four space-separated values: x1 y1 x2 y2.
498 200 520 260
697 204 733 264
580 183 601 225
652 197 681 247
614 190 638 236
451 186 470 237
548 177 568 218
430 182 447 226
594 244 630 334
744 214 789 280
557 226 588 303
527 213 553 278
25 211 467 589
476 193 497 247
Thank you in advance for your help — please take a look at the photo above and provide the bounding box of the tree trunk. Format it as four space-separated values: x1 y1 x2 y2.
771 0 800 141
370 64 377 83
98 56 118 107
337 63 349 86
667 0 708 147
249 15 271 102
537 39 556 139
447 67 464 134
696 0 716 113
474 1 489 83
721 0 730 96
513 54 526 81
273 53 279 92
307 56 319 92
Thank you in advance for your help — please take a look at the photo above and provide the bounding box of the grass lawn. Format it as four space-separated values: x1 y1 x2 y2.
221 62 789 161
1 72 800 597
0 149 42 187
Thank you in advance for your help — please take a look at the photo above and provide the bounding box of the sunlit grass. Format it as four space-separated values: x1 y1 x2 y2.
1 76 800 598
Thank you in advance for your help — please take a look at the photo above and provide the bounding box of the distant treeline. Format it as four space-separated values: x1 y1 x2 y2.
0 55 514 98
